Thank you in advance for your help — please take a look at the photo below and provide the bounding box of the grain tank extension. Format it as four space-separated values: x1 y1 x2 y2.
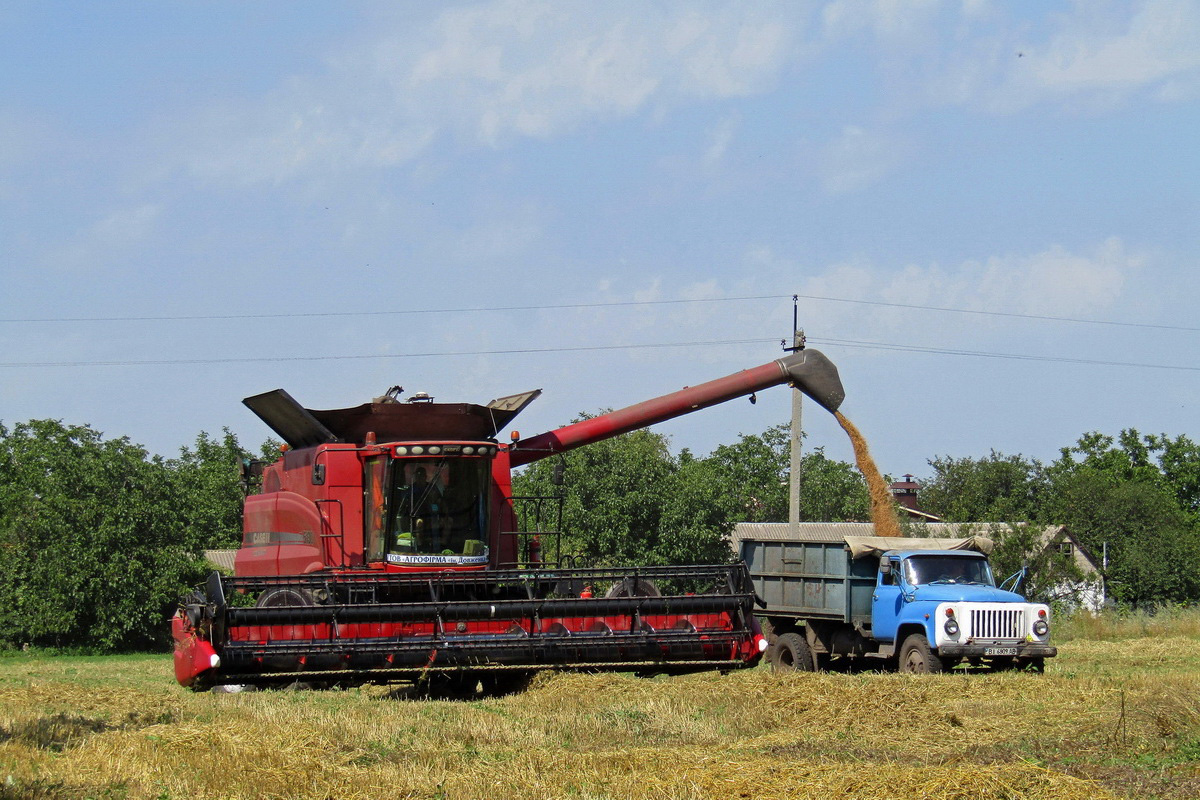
173 349 844 691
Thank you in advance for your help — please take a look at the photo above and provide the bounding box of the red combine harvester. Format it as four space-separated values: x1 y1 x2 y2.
172 349 844 692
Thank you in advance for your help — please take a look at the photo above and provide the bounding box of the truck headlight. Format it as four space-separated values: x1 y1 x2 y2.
1033 619 1049 636
944 618 959 637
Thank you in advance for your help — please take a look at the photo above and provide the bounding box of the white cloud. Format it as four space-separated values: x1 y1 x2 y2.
821 0 944 44
816 0 1200 114
43 204 162 274
818 125 905 194
970 238 1135 317
792 238 1143 341
702 114 740 167
964 0 1200 112
171 1 802 185
985 0 1200 111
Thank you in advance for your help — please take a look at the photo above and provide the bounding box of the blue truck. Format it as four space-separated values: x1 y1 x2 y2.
735 524 1057 673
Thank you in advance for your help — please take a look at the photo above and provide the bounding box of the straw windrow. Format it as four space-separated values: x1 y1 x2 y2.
3 635 1199 799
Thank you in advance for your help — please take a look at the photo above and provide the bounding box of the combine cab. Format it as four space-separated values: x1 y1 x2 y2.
173 349 844 692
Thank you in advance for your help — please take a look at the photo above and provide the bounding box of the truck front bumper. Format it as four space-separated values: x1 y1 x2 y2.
937 642 1057 659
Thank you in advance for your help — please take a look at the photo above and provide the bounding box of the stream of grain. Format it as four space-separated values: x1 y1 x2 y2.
834 410 901 538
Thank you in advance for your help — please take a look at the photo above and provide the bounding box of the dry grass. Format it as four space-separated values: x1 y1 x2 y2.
2 637 1199 799
1056 605 1200 643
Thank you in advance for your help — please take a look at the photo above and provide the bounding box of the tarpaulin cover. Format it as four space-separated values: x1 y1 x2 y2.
843 535 994 559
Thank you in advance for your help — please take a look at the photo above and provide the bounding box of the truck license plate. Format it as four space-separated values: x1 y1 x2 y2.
984 647 1017 656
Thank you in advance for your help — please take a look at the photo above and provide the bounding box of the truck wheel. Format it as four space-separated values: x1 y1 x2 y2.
898 634 943 674
773 632 814 672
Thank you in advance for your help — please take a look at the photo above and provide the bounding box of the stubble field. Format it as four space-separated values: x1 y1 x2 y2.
2 626 1199 800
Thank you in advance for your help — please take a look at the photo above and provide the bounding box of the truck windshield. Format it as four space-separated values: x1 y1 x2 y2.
904 555 994 587
386 457 490 564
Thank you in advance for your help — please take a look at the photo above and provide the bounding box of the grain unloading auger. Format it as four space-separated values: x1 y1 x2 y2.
172 349 844 692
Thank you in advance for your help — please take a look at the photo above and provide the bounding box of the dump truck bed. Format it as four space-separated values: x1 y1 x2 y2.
734 523 994 624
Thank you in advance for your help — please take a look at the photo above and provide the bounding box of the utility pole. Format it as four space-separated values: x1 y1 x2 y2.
787 297 804 535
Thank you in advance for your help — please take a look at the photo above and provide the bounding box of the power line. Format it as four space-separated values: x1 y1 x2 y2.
1 335 1196 373
794 293 1200 333
812 337 1200 372
1 292 1195 332
0 295 783 324
0 338 774 368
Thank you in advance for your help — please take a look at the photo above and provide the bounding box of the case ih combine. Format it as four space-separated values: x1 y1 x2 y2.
172 349 844 693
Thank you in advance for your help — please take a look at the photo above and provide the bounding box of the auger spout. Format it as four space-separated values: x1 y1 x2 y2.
509 348 844 468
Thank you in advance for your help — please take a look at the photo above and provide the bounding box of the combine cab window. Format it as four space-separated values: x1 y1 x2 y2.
363 455 388 563
384 457 490 565
904 556 994 587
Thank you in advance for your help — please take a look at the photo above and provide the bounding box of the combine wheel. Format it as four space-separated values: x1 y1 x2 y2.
898 634 943 674
481 671 534 697
414 672 477 700
605 578 661 598
772 632 814 672
256 586 315 607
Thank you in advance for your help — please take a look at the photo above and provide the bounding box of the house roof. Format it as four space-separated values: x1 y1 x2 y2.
203 549 237 571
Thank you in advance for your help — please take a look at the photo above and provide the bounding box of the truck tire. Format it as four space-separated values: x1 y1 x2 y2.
773 632 814 672
898 634 943 674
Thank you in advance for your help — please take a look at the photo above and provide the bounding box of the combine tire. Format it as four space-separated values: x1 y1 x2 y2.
898 634 943 674
772 632 814 672
481 671 534 697
256 586 315 608
414 672 477 700
605 578 661 598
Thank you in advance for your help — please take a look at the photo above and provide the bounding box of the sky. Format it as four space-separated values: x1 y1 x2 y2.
2 0 1198 482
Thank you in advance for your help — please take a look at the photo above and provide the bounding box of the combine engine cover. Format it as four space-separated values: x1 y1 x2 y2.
172 348 843 691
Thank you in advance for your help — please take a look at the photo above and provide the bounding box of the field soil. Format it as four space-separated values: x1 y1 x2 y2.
2 637 1199 799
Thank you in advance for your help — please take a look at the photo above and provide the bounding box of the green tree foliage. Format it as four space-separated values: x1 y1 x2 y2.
920 451 1048 523
0 421 259 650
1044 430 1200 605
984 523 1087 606
697 425 870 524
920 431 1200 607
511 420 869 567
512 423 689 567
918 451 1082 604
0 421 205 649
169 429 256 550
796 446 871 523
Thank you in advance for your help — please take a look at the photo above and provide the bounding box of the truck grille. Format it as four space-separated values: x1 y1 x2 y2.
969 607 1026 641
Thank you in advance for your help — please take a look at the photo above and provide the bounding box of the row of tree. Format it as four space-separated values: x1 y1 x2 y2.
919 430 1200 606
513 421 1200 609
1 415 1196 651
0 421 258 651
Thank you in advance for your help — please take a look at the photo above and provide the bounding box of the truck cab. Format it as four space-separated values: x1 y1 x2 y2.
874 549 1055 673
